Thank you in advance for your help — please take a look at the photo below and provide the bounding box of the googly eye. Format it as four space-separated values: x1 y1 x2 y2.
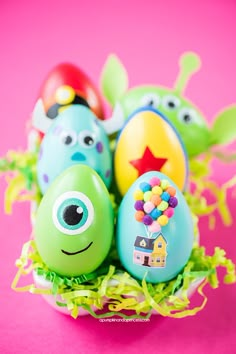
52 191 94 235
140 93 160 109
78 130 96 148
60 130 77 146
178 107 198 124
162 95 180 111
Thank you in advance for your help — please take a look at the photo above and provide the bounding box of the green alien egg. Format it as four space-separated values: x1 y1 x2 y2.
34 164 114 277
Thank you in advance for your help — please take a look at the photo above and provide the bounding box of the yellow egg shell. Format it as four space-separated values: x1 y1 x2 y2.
114 108 188 196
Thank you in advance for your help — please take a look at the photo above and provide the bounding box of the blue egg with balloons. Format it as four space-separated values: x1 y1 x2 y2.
116 171 194 283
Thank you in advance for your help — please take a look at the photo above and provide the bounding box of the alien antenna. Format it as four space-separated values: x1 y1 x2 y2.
173 52 201 94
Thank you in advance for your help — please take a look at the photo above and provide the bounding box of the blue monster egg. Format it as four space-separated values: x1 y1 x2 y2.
116 171 194 284
37 105 112 194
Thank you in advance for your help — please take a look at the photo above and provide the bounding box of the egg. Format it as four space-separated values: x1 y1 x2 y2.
37 105 112 194
114 107 188 196
34 164 114 277
39 62 105 120
116 171 194 283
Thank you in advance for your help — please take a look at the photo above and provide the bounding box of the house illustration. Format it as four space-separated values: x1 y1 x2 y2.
133 233 167 268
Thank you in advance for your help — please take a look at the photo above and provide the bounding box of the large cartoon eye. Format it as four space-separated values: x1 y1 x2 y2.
60 130 77 146
78 130 96 148
178 107 198 124
52 191 94 235
140 93 160 109
162 95 180 111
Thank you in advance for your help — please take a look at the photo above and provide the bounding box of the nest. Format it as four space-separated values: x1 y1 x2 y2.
2 149 235 319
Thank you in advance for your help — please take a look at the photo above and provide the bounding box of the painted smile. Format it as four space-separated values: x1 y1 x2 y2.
61 241 93 256
71 152 86 161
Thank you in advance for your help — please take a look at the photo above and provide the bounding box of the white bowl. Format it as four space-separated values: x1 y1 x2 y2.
33 271 99 316
33 270 204 317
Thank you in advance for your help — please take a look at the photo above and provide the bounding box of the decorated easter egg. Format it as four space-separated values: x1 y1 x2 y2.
37 105 112 194
116 171 194 283
100 53 211 158
114 107 188 196
30 63 105 149
34 164 114 277
39 62 104 120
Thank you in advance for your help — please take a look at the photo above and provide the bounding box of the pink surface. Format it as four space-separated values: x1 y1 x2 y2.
0 0 235 353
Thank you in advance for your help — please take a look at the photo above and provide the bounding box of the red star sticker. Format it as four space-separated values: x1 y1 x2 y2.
129 146 167 176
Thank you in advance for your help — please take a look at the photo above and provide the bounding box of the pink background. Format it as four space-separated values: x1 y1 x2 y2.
0 0 235 353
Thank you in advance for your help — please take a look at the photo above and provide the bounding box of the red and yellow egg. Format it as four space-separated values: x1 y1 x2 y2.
114 108 188 196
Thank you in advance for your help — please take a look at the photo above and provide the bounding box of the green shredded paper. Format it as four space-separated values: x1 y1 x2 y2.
0 150 41 214
12 239 235 319
1 148 236 319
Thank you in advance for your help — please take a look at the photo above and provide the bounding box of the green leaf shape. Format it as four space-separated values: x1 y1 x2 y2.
100 54 128 107
211 105 236 146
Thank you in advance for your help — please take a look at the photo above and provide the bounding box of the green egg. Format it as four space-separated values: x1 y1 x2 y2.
34 165 114 277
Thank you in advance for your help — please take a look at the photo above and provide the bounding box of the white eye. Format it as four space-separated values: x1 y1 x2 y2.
78 130 96 148
140 93 160 109
178 107 199 124
52 191 94 235
60 130 77 146
162 95 180 111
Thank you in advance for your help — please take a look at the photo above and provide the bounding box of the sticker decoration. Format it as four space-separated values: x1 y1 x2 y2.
133 176 178 237
133 233 168 268
133 176 178 268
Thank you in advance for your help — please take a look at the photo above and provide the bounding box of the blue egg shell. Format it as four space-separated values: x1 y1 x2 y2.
37 105 112 194
116 171 194 283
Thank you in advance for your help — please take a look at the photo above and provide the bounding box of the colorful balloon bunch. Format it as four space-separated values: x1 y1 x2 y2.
133 176 178 234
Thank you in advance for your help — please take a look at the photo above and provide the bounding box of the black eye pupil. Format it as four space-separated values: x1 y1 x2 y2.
63 135 73 145
63 205 83 225
183 114 191 122
148 100 154 106
168 101 175 108
84 136 94 145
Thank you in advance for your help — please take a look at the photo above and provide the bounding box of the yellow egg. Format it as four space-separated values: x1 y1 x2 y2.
114 108 188 196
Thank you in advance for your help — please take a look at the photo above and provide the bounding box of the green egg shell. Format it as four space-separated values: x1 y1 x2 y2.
34 164 114 277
